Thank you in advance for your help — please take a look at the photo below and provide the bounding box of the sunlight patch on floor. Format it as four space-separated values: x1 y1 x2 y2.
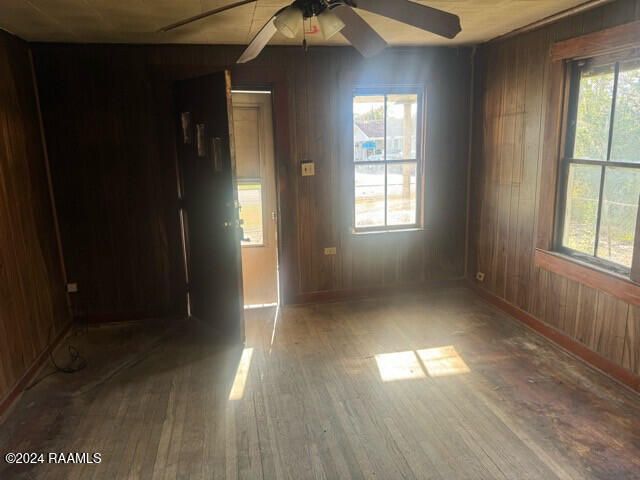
375 351 426 381
416 346 470 377
229 347 254 400
244 303 278 310
375 346 469 382
269 304 280 353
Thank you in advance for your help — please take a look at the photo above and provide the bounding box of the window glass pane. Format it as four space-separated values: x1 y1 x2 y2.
386 94 418 160
562 164 602 255
353 95 385 162
597 167 640 267
387 162 417 226
355 164 385 228
610 60 640 163
238 183 263 246
573 64 615 160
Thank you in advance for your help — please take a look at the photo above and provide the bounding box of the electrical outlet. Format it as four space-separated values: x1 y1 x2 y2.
67 283 78 293
476 272 485 282
324 247 337 255
301 162 315 177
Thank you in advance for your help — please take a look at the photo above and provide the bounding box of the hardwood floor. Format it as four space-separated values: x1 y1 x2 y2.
1 287 639 479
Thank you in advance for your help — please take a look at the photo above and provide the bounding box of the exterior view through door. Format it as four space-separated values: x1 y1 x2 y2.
232 91 278 307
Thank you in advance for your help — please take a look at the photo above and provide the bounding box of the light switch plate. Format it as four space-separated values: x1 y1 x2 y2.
67 283 78 293
301 162 315 176
324 247 337 255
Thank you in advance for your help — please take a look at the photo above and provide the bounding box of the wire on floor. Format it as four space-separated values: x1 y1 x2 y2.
24 308 88 391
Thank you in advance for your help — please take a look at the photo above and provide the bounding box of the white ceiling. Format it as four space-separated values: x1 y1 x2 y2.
1 0 589 46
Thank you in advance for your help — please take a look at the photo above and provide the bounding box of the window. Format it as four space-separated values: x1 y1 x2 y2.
536 23 640 304
558 53 640 274
352 90 422 231
238 182 263 246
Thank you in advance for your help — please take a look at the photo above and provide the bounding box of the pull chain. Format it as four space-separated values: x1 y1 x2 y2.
303 17 308 51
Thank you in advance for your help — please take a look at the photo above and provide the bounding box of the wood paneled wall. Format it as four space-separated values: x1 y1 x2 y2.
468 0 640 378
0 31 68 405
32 44 471 317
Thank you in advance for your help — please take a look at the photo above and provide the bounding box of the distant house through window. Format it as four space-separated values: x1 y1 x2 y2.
352 90 422 231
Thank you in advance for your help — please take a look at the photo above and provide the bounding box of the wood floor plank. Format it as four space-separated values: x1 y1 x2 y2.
1 289 639 479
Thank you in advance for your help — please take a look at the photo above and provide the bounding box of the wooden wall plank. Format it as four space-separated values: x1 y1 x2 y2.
468 0 640 377
0 31 69 404
31 44 472 315
623 305 640 375
593 292 629 364
515 28 549 313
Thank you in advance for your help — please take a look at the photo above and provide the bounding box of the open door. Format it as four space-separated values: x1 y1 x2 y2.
173 70 244 342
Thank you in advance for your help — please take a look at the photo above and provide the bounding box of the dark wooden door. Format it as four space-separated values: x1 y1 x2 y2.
173 70 244 342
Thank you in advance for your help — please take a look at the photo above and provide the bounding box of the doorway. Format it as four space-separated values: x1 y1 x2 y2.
232 90 278 308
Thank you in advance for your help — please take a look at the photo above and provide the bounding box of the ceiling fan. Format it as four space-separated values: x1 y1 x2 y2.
159 0 461 64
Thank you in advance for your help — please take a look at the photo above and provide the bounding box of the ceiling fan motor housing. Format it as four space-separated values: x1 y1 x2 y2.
294 0 333 19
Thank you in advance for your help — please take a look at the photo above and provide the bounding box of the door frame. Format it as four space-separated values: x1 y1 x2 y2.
232 89 279 306
231 68 296 305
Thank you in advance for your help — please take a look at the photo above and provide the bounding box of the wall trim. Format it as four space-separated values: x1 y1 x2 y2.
0 321 72 419
83 309 181 323
467 280 640 395
464 45 477 279
551 18 640 61
490 0 616 43
28 48 73 320
535 249 640 307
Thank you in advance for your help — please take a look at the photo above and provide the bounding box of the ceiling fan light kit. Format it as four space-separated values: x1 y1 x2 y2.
274 5 303 38
317 8 345 40
160 0 462 64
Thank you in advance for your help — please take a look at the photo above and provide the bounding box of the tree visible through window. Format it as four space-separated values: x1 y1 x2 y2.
560 54 640 271
353 90 421 231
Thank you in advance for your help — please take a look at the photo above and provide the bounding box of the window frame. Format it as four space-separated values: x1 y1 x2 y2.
351 86 425 233
535 20 640 306
555 54 640 276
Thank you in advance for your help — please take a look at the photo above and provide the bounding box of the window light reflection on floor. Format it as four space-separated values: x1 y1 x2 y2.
375 351 426 382
228 347 254 400
375 346 469 382
416 346 470 377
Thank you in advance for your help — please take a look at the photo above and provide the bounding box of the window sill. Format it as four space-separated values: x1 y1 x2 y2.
351 227 425 236
534 248 640 307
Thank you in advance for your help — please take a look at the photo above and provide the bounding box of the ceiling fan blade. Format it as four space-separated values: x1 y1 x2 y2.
332 5 388 58
237 16 279 63
352 0 461 39
158 0 257 32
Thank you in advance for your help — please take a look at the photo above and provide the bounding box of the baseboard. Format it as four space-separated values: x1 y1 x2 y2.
0 320 72 419
467 280 640 395
290 278 466 305
81 309 184 324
